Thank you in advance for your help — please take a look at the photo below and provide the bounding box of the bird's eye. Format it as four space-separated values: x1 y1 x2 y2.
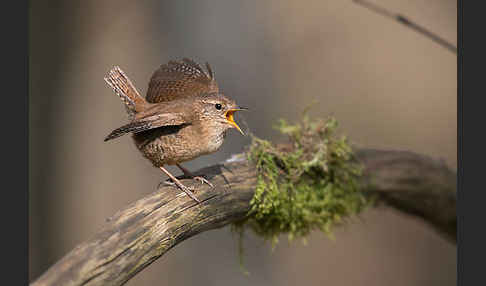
215 103 222 110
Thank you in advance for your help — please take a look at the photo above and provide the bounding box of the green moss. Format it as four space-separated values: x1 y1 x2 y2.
232 114 370 252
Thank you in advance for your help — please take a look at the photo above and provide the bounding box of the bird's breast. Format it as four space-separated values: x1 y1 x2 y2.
133 124 226 166
204 130 225 153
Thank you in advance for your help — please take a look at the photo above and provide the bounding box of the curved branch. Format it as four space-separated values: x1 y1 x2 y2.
31 149 456 286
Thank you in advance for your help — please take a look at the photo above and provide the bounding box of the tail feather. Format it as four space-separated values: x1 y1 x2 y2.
104 66 147 119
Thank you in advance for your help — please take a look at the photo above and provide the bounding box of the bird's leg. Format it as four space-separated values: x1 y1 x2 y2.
158 166 201 203
176 163 214 188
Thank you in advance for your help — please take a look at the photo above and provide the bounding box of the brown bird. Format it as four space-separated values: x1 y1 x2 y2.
104 58 245 203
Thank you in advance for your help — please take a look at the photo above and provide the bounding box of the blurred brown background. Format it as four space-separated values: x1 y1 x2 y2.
29 0 456 285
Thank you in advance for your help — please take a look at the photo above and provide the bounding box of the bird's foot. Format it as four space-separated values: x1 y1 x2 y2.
175 183 200 203
158 166 201 203
157 178 200 203
192 176 214 188
158 176 212 189
175 164 214 189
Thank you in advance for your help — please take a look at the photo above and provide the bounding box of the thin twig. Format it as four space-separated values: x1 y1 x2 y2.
353 0 457 54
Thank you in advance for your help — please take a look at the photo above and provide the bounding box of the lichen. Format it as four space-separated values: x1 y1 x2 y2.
232 113 370 257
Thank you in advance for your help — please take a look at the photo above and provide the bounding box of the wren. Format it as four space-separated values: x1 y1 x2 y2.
104 58 245 203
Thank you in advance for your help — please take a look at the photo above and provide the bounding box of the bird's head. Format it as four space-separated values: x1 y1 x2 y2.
196 93 246 135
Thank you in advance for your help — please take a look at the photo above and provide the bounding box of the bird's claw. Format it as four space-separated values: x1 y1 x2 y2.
159 176 212 189
193 176 214 188
157 178 200 203
177 184 200 203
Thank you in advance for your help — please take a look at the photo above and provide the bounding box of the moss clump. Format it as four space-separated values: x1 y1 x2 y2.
232 114 369 247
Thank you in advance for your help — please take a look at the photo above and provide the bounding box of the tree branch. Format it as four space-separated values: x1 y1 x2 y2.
31 148 456 286
352 0 457 54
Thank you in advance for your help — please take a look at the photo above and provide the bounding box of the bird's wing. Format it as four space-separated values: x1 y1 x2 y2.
146 58 219 103
104 112 188 142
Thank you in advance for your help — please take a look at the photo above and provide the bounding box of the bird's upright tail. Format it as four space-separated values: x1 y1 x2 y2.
104 66 148 120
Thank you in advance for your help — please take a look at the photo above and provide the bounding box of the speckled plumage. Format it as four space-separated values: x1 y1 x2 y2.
104 59 244 202
129 94 236 167
146 58 219 103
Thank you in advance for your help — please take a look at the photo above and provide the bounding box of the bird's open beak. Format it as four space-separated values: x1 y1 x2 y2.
225 107 247 135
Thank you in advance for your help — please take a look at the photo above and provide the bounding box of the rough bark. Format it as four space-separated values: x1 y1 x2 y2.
31 149 456 286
